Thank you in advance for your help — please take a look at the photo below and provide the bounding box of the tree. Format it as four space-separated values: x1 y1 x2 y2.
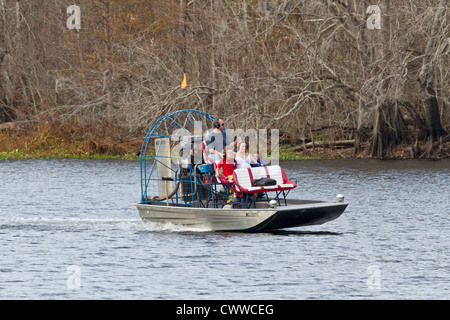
418 0 448 145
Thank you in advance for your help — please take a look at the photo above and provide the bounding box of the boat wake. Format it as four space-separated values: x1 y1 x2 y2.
0 217 211 233
0 217 140 232
140 221 212 233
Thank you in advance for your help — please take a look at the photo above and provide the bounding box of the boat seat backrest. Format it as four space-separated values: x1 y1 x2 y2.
267 166 284 185
233 168 253 188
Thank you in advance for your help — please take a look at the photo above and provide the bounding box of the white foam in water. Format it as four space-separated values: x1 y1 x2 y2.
141 220 212 233
0 217 139 231
0 217 211 233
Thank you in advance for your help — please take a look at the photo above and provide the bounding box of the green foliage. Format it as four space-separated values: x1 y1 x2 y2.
278 145 322 160
0 149 139 161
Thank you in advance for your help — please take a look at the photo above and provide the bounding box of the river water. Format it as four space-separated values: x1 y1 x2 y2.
0 159 449 300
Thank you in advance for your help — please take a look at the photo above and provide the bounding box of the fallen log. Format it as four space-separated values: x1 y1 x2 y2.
290 139 355 151
0 120 34 132
0 122 21 131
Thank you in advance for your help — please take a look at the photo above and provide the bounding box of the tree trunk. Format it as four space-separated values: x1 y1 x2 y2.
368 102 409 158
418 0 448 143
424 94 446 142
0 0 16 123
368 0 395 158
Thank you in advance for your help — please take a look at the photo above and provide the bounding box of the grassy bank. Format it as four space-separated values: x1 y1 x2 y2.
0 142 318 161
0 149 139 160
0 126 324 161
0 125 142 161
2 125 447 161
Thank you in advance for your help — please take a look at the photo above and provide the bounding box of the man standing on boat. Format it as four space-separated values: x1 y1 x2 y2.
206 118 240 162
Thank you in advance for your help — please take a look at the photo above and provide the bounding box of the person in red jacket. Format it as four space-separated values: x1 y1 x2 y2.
215 149 240 203
215 149 235 182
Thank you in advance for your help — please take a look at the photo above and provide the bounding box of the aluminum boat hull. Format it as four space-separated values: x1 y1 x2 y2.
136 199 348 232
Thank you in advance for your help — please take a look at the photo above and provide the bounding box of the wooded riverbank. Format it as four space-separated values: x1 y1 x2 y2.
1 1 448 160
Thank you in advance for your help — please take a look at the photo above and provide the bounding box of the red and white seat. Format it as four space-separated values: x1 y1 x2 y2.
233 165 297 194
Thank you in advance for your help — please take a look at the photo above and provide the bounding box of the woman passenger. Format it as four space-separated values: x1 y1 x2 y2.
235 142 252 169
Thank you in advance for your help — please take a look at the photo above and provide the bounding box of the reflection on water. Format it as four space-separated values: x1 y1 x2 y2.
0 159 449 299
264 230 343 237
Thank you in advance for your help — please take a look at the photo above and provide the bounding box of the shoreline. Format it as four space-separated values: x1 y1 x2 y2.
1 148 449 161
2 143 448 162
1 127 449 161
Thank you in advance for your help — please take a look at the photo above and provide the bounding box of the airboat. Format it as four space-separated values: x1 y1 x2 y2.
136 109 348 232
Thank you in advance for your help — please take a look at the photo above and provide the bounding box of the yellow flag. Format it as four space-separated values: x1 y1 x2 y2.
181 73 187 89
